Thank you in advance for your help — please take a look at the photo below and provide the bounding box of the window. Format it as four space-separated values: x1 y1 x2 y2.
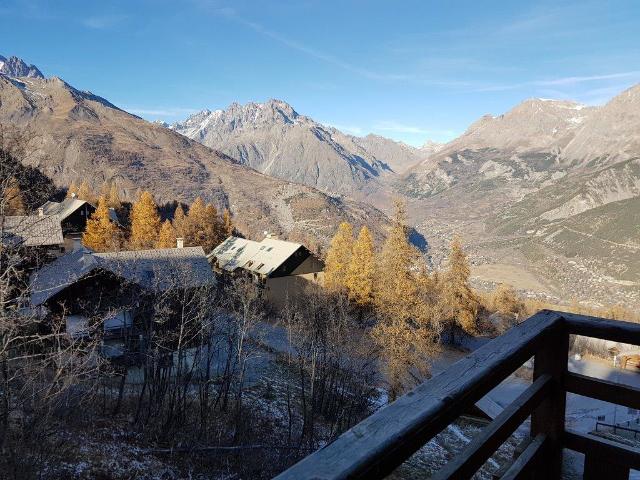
245 261 254 268
257 263 265 270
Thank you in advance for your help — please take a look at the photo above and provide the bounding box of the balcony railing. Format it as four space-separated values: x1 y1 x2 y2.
275 310 640 479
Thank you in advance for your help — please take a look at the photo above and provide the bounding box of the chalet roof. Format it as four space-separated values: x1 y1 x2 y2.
1 215 64 247
40 198 120 224
209 236 304 277
30 246 216 306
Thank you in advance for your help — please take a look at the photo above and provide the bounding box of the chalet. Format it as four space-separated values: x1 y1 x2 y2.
1 214 65 259
39 197 120 250
209 235 324 307
29 243 216 359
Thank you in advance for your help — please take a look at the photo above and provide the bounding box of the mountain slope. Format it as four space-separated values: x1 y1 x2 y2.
0 63 390 248
171 100 425 195
400 90 640 308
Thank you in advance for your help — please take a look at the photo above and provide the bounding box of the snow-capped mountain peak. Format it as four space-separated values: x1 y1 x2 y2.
0 54 44 79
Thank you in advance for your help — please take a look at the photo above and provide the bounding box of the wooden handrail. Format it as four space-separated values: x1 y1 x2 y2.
500 434 547 480
274 310 640 480
431 374 552 479
565 372 640 410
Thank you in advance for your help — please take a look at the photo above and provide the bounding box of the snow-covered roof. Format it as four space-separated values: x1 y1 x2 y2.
210 236 304 277
2 215 64 247
30 246 216 306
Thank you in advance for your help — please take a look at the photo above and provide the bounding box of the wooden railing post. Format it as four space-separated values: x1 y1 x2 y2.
531 325 568 478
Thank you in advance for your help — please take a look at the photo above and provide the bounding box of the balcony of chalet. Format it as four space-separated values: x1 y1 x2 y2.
275 310 640 479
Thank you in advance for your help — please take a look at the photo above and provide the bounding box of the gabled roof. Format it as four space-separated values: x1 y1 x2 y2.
2 215 64 247
210 236 304 277
41 198 88 219
40 198 120 224
30 246 216 306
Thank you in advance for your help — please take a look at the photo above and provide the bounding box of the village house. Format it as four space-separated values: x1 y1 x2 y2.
209 235 324 307
39 196 120 250
29 242 216 360
1 214 65 259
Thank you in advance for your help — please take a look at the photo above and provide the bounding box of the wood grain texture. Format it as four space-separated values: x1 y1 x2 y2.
561 312 640 345
500 434 547 480
565 371 640 410
564 429 640 471
432 375 551 479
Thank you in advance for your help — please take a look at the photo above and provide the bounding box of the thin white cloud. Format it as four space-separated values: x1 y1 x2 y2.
82 14 129 29
474 70 640 92
374 121 456 138
535 71 640 86
213 9 414 83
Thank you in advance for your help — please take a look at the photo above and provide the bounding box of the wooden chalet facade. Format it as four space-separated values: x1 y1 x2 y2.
208 235 324 307
40 197 120 250
29 245 216 361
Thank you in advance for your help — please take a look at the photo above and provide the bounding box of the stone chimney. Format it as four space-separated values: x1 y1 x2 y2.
37 207 44 216
176 237 184 249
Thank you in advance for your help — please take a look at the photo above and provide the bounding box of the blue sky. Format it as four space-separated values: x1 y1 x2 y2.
2 0 639 146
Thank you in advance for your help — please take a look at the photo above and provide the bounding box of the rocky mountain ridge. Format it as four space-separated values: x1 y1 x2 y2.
0 55 391 249
0 54 44 79
402 86 640 309
170 99 427 195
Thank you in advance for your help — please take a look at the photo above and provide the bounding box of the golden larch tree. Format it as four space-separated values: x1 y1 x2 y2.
3 177 26 215
76 181 95 203
66 181 77 199
129 191 161 250
173 204 186 239
183 198 223 251
441 235 479 335
184 197 207 247
323 221 354 291
345 226 375 306
222 208 234 237
106 182 122 210
204 203 224 249
156 219 177 248
372 201 439 401
83 196 121 252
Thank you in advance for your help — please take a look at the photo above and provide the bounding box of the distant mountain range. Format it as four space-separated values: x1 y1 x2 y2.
401 89 640 308
0 53 638 308
0 56 391 248
170 100 433 197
